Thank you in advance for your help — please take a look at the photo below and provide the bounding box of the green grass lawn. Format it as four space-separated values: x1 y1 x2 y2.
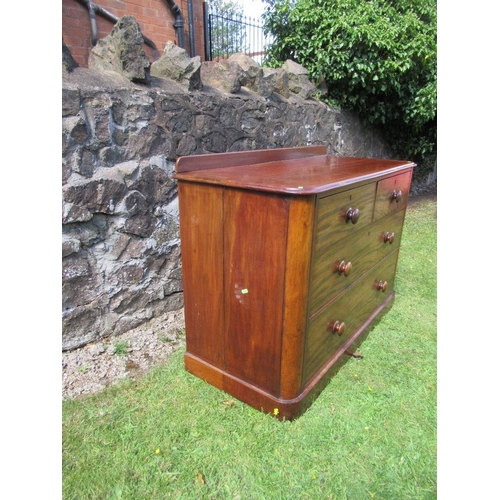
62 194 437 500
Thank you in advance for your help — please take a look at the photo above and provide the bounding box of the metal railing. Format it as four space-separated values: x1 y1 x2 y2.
204 1 270 65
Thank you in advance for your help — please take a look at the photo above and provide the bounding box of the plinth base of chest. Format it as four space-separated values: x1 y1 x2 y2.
184 292 395 420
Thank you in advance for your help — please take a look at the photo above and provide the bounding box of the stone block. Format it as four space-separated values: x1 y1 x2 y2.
151 41 202 90
88 16 151 84
63 42 79 74
282 60 317 99
201 61 244 94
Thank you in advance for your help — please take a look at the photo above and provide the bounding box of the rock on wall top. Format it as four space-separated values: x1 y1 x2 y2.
79 14 317 99
89 16 152 84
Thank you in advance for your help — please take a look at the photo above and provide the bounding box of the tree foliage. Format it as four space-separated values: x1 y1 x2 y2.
263 0 437 171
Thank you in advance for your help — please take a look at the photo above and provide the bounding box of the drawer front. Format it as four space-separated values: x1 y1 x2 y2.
309 210 405 315
374 170 412 220
315 183 376 253
303 251 399 383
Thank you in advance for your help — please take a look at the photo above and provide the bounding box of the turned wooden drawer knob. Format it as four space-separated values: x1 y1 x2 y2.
377 280 388 292
391 190 403 202
329 320 346 336
383 232 395 244
335 260 352 276
345 207 360 224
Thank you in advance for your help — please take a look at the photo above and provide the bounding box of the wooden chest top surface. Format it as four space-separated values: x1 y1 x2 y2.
174 148 415 195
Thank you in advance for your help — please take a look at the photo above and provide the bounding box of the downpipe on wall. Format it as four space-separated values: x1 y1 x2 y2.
187 0 196 56
165 0 185 49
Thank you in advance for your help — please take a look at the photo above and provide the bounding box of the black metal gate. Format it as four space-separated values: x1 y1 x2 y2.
204 1 268 65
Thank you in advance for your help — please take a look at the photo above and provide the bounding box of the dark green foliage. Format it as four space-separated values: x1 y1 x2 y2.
263 0 437 176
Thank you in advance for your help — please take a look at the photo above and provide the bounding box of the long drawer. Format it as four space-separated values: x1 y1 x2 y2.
309 209 405 315
303 250 400 383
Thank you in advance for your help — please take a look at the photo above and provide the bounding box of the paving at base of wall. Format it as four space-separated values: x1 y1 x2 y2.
62 308 185 399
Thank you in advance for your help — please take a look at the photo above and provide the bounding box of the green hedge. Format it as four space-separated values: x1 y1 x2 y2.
263 0 437 178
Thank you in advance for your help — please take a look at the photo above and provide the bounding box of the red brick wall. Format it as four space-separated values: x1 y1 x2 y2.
62 0 205 68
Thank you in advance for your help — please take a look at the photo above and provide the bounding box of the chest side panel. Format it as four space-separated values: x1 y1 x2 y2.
223 189 289 396
178 182 224 368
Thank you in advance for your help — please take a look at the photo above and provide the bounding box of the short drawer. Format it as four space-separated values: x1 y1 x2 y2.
303 251 399 383
374 170 412 220
315 182 376 253
308 209 406 315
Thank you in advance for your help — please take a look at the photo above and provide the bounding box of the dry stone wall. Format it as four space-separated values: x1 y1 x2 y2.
62 18 394 350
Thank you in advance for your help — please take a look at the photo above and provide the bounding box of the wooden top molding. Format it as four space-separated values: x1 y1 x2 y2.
175 145 327 173
174 147 416 195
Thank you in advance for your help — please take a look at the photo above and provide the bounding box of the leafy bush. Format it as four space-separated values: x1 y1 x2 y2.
263 0 437 177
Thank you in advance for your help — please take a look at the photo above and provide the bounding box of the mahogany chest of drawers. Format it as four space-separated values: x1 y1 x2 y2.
174 146 415 419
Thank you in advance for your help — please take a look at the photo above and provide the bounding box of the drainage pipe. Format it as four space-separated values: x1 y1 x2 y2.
187 0 196 56
83 0 98 46
164 0 185 49
203 1 211 61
